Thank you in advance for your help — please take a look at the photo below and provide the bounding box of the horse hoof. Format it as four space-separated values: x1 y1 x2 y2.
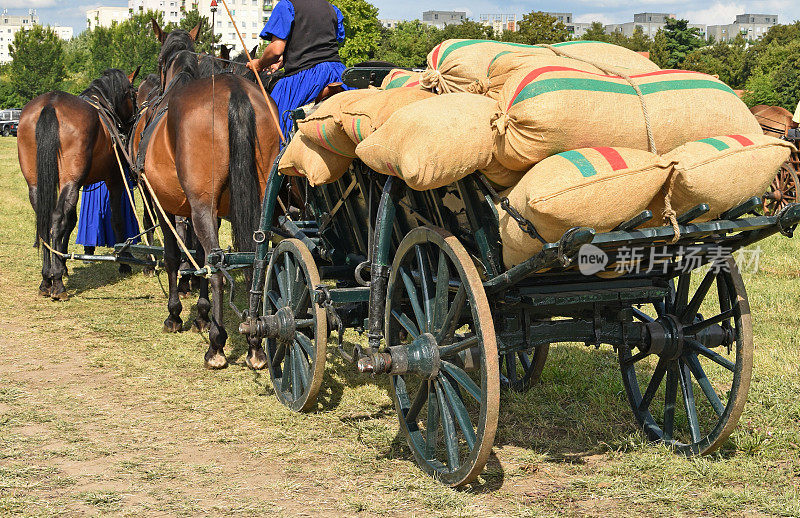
39 289 50 298
192 319 210 333
246 349 268 370
162 319 183 333
51 291 69 302
204 352 228 370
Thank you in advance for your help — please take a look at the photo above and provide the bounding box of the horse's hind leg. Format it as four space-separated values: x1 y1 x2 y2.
160 213 184 333
189 207 227 369
176 217 192 297
48 182 80 301
59 205 77 278
191 240 211 333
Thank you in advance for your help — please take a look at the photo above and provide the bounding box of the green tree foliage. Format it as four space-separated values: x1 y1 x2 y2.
504 11 569 44
331 0 381 65
681 35 747 88
9 25 66 104
113 11 164 79
0 80 23 109
581 22 607 41
649 29 670 68
167 8 220 54
440 20 493 40
742 39 800 110
375 21 440 68
87 25 117 79
661 18 703 68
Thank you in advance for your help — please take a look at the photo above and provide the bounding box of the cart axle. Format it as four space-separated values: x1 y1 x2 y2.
358 333 441 379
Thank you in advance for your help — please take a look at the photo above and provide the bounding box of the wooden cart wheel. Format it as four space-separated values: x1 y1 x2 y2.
763 158 799 216
499 346 549 392
263 239 327 412
621 256 753 455
386 227 499 487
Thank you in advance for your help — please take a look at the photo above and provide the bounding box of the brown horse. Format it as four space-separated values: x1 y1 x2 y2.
138 21 281 369
18 67 140 300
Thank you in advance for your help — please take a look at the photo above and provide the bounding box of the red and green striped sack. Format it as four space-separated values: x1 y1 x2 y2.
356 94 508 190
380 69 425 90
648 134 794 222
484 53 603 100
341 88 436 145
420 39 660 95
296 89 379 158
498 147 675 267
493 64 763 171
278 132 353 187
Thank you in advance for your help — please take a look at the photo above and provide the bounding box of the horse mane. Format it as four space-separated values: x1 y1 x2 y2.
165 49 199 89
158 29 196 79
198 53 227 78
80 68 134 121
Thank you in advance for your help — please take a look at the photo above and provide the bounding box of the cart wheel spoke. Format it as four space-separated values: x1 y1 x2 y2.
663 366 678 442
295 333 313 358
434 381 461 471
293 285 309 317
684 309 736 335
415 245 435 332
685 339 736 372
685 353 725 417
405 380 429 426
681 269 716 323
432 250 450 334
439 375 477 450
425 384 439 458
292 341 309 393
284 252 294 304
436 285 466 345
632 307 655 323
622 349 650 366
274 263 287 301
392 310 420 339
439 335 479 359
267 290 282 310
441 361 480 401
281 346 293 393
518 351 531 371
678 359 701 444
504 353 518 384
674 273 691 313
399 266 427 334
638 358 667 412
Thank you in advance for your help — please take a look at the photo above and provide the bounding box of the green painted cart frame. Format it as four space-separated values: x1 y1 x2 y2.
210 69 800 486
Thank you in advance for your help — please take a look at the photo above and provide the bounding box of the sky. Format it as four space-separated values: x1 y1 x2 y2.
0 0 798 34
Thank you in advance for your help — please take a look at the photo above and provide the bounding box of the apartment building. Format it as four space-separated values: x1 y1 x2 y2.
422 10 466 29
0 9 73 63
197 0 271 53
87 6 130 30
707 13 778 42
479 14 517 35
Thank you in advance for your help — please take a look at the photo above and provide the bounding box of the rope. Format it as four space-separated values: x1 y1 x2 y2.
662 169 682 244
40 238 73 260
539 44 658 155
219 0 285 143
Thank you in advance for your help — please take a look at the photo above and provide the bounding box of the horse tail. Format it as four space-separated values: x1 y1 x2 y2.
227 81 259 253
35 104 60 250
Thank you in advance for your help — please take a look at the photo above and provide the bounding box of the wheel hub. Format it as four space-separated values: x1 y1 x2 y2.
358 333 441 379
240 306 296 341
645 315 684 361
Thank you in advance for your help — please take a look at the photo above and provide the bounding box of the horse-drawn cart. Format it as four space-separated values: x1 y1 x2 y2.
179 69 800 486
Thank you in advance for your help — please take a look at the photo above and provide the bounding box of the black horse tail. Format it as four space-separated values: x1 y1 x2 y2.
227 81 259 253
35 104 60 250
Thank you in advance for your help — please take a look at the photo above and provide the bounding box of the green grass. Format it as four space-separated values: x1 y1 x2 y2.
1 136 799 516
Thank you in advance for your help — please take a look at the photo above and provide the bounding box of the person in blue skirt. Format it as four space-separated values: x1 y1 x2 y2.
249 0 350 138
75 179 139 255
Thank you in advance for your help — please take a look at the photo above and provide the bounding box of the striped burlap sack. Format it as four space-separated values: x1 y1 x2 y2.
421 39 660 95
296 89 379 158
356 93 509 190
493 67 763 171
485 53 603 99
499 147 675 267
648 134 794 222
278 132 353 187
381 69 425 89
340 88 436 145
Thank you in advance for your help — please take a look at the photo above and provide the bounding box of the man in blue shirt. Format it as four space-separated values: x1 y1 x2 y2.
249 0 348 138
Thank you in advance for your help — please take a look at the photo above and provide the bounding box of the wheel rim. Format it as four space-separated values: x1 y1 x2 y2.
263 239 327 412
620 257 753 455
763 160 798 216
387 227 499 487
499 345 549 392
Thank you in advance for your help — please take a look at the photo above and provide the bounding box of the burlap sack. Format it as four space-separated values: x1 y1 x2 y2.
648 134 794 222
340 88 436 144
421 39 660 95
485 53 603 99
499 147 675 267
278 133 353 187
355 93 500 190
296 89 378 158
494 66 763 171
381 69 424 89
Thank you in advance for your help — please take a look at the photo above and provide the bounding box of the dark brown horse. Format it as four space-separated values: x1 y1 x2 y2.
138 21 281 369
18 68 140 300
750 105 798 137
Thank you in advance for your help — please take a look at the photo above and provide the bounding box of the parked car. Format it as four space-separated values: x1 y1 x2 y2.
0 108 22 137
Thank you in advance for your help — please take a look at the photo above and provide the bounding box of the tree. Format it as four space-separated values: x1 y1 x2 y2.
440 20 494 40
9 25 66 104
626 26 651 52
331 0 381 66
742 39 800 110
649 29 670 68
682 35 747 88
661 18 703 68
87 25 116 79
112 11 164 79
0 80 22 109
375 21 440 68
168 7 219 54
582 22 608 42
504 12 569 45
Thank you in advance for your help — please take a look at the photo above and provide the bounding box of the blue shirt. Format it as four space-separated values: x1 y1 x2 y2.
260 0 345 43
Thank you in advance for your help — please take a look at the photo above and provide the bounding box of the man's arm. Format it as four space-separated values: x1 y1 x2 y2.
249 36 286 72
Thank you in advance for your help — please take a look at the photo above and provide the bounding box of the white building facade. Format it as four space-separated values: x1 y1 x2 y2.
87 6 130 30
0 9 73 64
707 13 778 42
197 0 271 54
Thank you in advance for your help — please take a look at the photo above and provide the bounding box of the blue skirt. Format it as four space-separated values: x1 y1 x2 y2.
75 181 139 247
271 61 351 140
